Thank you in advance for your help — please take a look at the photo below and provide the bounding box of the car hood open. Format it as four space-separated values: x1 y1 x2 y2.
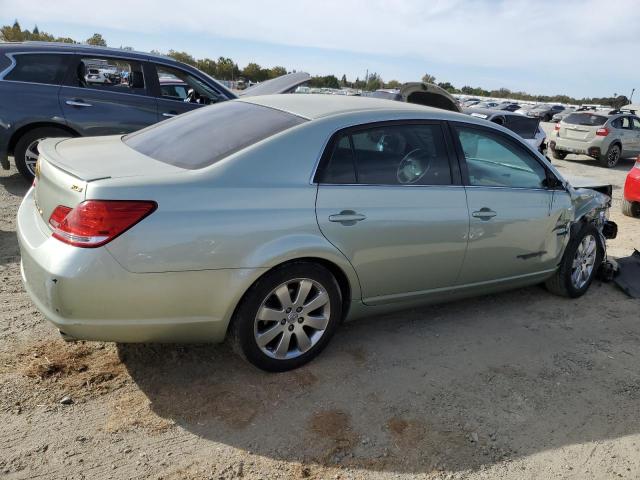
238 72 311 97
400 82 461 112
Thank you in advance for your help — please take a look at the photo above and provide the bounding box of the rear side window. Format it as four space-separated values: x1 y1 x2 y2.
4 53 69 85
75 57 146 95
124 101 306 169
318 123 452 186
564 113 608 126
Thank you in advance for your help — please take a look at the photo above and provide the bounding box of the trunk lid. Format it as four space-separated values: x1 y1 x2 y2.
559 112 608 142
33 136 184 225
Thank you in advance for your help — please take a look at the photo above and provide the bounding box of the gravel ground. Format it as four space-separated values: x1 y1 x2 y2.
1 129 639 480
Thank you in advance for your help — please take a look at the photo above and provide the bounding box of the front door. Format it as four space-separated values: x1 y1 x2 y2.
148 63 229 121
452 124 566 284
315 121 469 304
59 55 157 136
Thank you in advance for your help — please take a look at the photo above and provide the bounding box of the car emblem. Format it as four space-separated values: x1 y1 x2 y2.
70 184 83 193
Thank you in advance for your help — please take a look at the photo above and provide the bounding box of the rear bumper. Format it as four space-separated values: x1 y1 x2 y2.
17 188 264 343
552 137 603 157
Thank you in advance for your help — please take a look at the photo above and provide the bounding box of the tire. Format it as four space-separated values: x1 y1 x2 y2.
543 114 551 122
622 199 640 217
231 262 342 372
14 127 71 181
545 223 603 298
553 150 567 160
599 143 621 168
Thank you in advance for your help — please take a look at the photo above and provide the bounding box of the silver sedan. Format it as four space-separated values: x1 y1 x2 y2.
17 95 616 371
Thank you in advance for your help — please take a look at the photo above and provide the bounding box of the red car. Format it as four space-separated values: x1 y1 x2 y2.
623 155 640 217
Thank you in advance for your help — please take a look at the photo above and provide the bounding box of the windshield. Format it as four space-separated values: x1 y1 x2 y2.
124 101 307 169
563 113 608 126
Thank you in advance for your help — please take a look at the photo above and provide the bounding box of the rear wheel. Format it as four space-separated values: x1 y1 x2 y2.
599 143 621 168
14 127 71 181
622 199 640 217
545 223 602 298
232 262 342 371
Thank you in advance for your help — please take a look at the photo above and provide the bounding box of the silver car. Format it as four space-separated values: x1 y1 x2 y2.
17 95 616 371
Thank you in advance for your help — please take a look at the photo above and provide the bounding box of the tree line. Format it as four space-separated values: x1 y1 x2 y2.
0 21 629 106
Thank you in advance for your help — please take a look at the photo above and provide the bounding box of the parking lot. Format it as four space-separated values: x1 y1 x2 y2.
1 126 639 479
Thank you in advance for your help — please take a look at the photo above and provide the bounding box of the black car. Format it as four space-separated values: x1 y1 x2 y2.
0 42 309 180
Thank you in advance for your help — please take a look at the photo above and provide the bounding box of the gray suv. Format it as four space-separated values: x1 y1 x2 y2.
0 42 308 180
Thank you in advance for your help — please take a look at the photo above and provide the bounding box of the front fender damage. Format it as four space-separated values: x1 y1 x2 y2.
568 185 618 280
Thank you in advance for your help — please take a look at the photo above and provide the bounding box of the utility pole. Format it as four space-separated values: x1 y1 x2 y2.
630 88 635 103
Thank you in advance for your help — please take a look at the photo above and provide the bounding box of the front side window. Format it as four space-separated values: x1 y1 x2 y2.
75 57 146 94
455 126 547 189
4 53 69 85
154 64 223 105
318 123 452 186
124 101 306 169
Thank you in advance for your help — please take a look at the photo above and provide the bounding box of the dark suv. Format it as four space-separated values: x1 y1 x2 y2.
0 42 308 180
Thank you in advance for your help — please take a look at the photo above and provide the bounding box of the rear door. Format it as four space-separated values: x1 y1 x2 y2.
59 54 158 136
451 123 567 284
315 121 469 304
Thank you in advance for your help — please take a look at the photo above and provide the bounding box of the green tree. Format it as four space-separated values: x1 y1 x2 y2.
422 73 436 84
269 66 287 79
365 72 383 91
86 33 106 46
196 58 217 76
167 50 196 66
437 81 457 93
340 74 347 86
385 79 401 89
241 62 264 82
216 57 238 80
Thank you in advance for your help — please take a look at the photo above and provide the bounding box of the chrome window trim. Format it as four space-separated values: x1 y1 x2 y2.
309 118 457 187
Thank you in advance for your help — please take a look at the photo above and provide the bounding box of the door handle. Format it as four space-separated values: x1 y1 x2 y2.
328 210 366 225
162 112 178 117
472 208 497 220
65 100 92 107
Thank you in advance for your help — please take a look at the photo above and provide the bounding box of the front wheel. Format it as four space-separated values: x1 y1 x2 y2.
545 223 603 298
599 144 621 168
553 149 567 160
232 262 342 371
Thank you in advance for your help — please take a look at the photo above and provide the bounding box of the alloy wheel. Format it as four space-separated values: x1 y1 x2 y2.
607 146 620 167
253 278 331 360
24 138 45 177
571 234 597 289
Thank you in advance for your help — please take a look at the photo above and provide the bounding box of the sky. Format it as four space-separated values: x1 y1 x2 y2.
1 0 638 99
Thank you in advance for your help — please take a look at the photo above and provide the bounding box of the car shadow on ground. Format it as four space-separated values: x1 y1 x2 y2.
118 282 640 475
558 155 636 173
0 171 30 197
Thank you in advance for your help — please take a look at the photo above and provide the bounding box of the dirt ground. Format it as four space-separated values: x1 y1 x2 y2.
1 129 639 480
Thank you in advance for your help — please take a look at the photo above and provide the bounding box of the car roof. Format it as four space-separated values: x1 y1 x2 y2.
1 41 181 64
238 94 465 121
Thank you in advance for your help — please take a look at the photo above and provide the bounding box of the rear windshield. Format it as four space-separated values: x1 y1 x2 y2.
123 101 306 169
563 113 608 126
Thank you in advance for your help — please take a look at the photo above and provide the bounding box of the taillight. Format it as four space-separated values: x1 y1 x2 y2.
49 205 72 229
49 200 157 248
554 123 560 131
596 127 609 136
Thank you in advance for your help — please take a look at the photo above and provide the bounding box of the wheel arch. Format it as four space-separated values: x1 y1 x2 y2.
8 122 79 156
224 255 359 339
